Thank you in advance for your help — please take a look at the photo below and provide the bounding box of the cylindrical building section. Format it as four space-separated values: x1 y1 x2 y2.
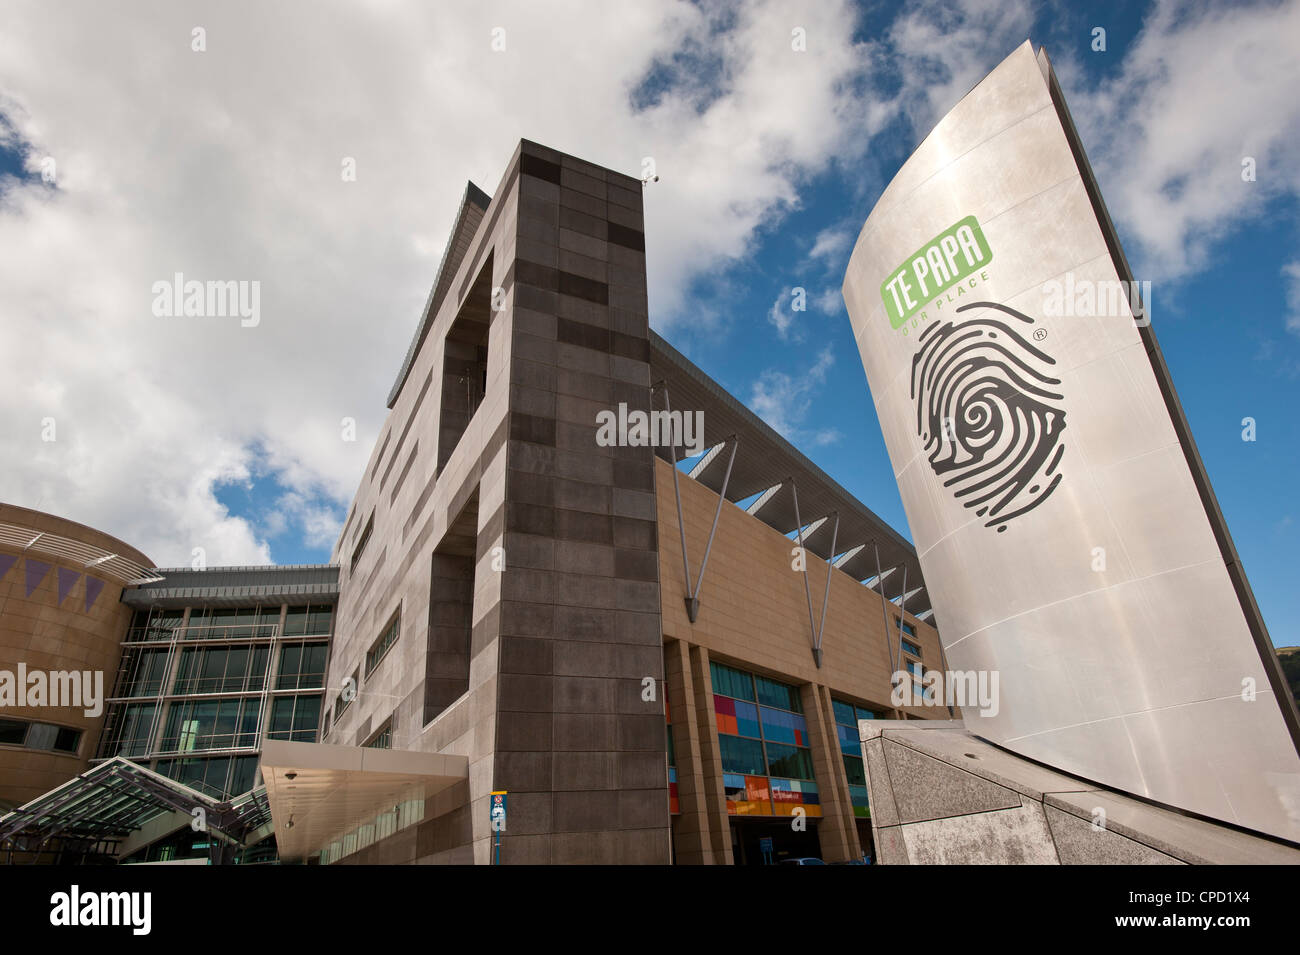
0 503 153 810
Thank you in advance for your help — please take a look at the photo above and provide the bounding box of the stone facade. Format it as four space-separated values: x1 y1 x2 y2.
325 140 669 864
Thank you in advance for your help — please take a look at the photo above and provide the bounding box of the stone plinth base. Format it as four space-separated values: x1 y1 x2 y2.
860 720 1300 865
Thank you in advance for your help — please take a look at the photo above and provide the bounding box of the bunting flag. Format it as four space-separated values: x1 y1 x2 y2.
0 553 16 584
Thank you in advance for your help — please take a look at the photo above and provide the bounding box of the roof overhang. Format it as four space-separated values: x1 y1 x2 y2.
260 740 468 861
649 332 935 622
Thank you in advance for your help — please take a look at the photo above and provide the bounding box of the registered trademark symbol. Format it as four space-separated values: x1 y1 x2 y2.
1033 328 1047 341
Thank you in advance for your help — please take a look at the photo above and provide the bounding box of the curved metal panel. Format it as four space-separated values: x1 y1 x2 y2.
842 40 1300 842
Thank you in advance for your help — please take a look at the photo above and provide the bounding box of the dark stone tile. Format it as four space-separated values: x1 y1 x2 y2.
613 517 658 550
612 459 655 491
556 317 611 352
499 599 556 637
520 153 562 184
614 548 658 581
611 330 650 362
619 713 669 751
498 673 555 713
553 713 617 751
494 751 553 792
496 710 554 751
558 272 608 307
509 412 557 447
554 509 614 545
499 635 554 675
506 469 556 507
605 221 645 252
553 790 619 832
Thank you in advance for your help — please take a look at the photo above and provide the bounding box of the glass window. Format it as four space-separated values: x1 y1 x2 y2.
101 702 157 757
351 515 374 572
832 699 857 727
901 639 922 658
718 734 766 776
267 694 323 742
366 613 400 678
757 707 808 746
709 661 754 701
755 675 802 713
363 723 392 749
174 645 270 694
159 698 260 752
25 722 59 751
843 754 867 787
284 604 334 637
765 741 815 780
0 719 27 746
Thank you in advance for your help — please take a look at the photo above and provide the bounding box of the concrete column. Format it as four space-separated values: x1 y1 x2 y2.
663 638 716 863
688 644 733 863
800 682 857 862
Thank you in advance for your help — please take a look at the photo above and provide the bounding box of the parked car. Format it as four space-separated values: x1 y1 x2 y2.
780 856 827 865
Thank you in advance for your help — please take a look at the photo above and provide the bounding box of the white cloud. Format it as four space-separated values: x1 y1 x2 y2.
0 0 886 565
812 288 842 315
1063 0 1300 291
748 346 836 443
767 286 797 339
1283 261 1300 336
3 0 1296 569
806 226 853 270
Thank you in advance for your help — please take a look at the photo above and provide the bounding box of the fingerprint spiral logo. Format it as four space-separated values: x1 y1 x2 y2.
910 302 1066 533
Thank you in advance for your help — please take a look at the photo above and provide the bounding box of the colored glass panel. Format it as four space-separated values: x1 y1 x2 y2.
759 706 807 746
714 695 738 736
734 699 762 738
832 699 856 726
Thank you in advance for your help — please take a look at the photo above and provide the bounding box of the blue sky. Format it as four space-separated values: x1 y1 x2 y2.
2 0 1297 645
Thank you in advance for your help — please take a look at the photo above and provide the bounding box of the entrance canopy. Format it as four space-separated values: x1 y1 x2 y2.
260 739 468 861
0 756 272 861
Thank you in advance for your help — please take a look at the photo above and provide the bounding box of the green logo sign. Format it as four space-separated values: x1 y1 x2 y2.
881 216 993 329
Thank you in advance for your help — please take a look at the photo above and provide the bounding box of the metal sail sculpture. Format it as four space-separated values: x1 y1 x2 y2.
842 41 1300 843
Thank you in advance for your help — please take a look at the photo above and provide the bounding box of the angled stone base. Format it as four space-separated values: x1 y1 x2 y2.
861 720 1300 865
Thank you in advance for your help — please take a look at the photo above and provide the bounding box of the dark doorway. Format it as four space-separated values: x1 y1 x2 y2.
729 817 822 866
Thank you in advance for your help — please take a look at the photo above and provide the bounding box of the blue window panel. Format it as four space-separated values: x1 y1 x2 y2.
849 784 870 807
723 773 746 789
759 707 808 746
832 699 857 727
734 700 762 739
837 722 861 755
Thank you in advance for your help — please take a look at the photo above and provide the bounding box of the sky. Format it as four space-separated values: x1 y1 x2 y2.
1 0 1298 645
